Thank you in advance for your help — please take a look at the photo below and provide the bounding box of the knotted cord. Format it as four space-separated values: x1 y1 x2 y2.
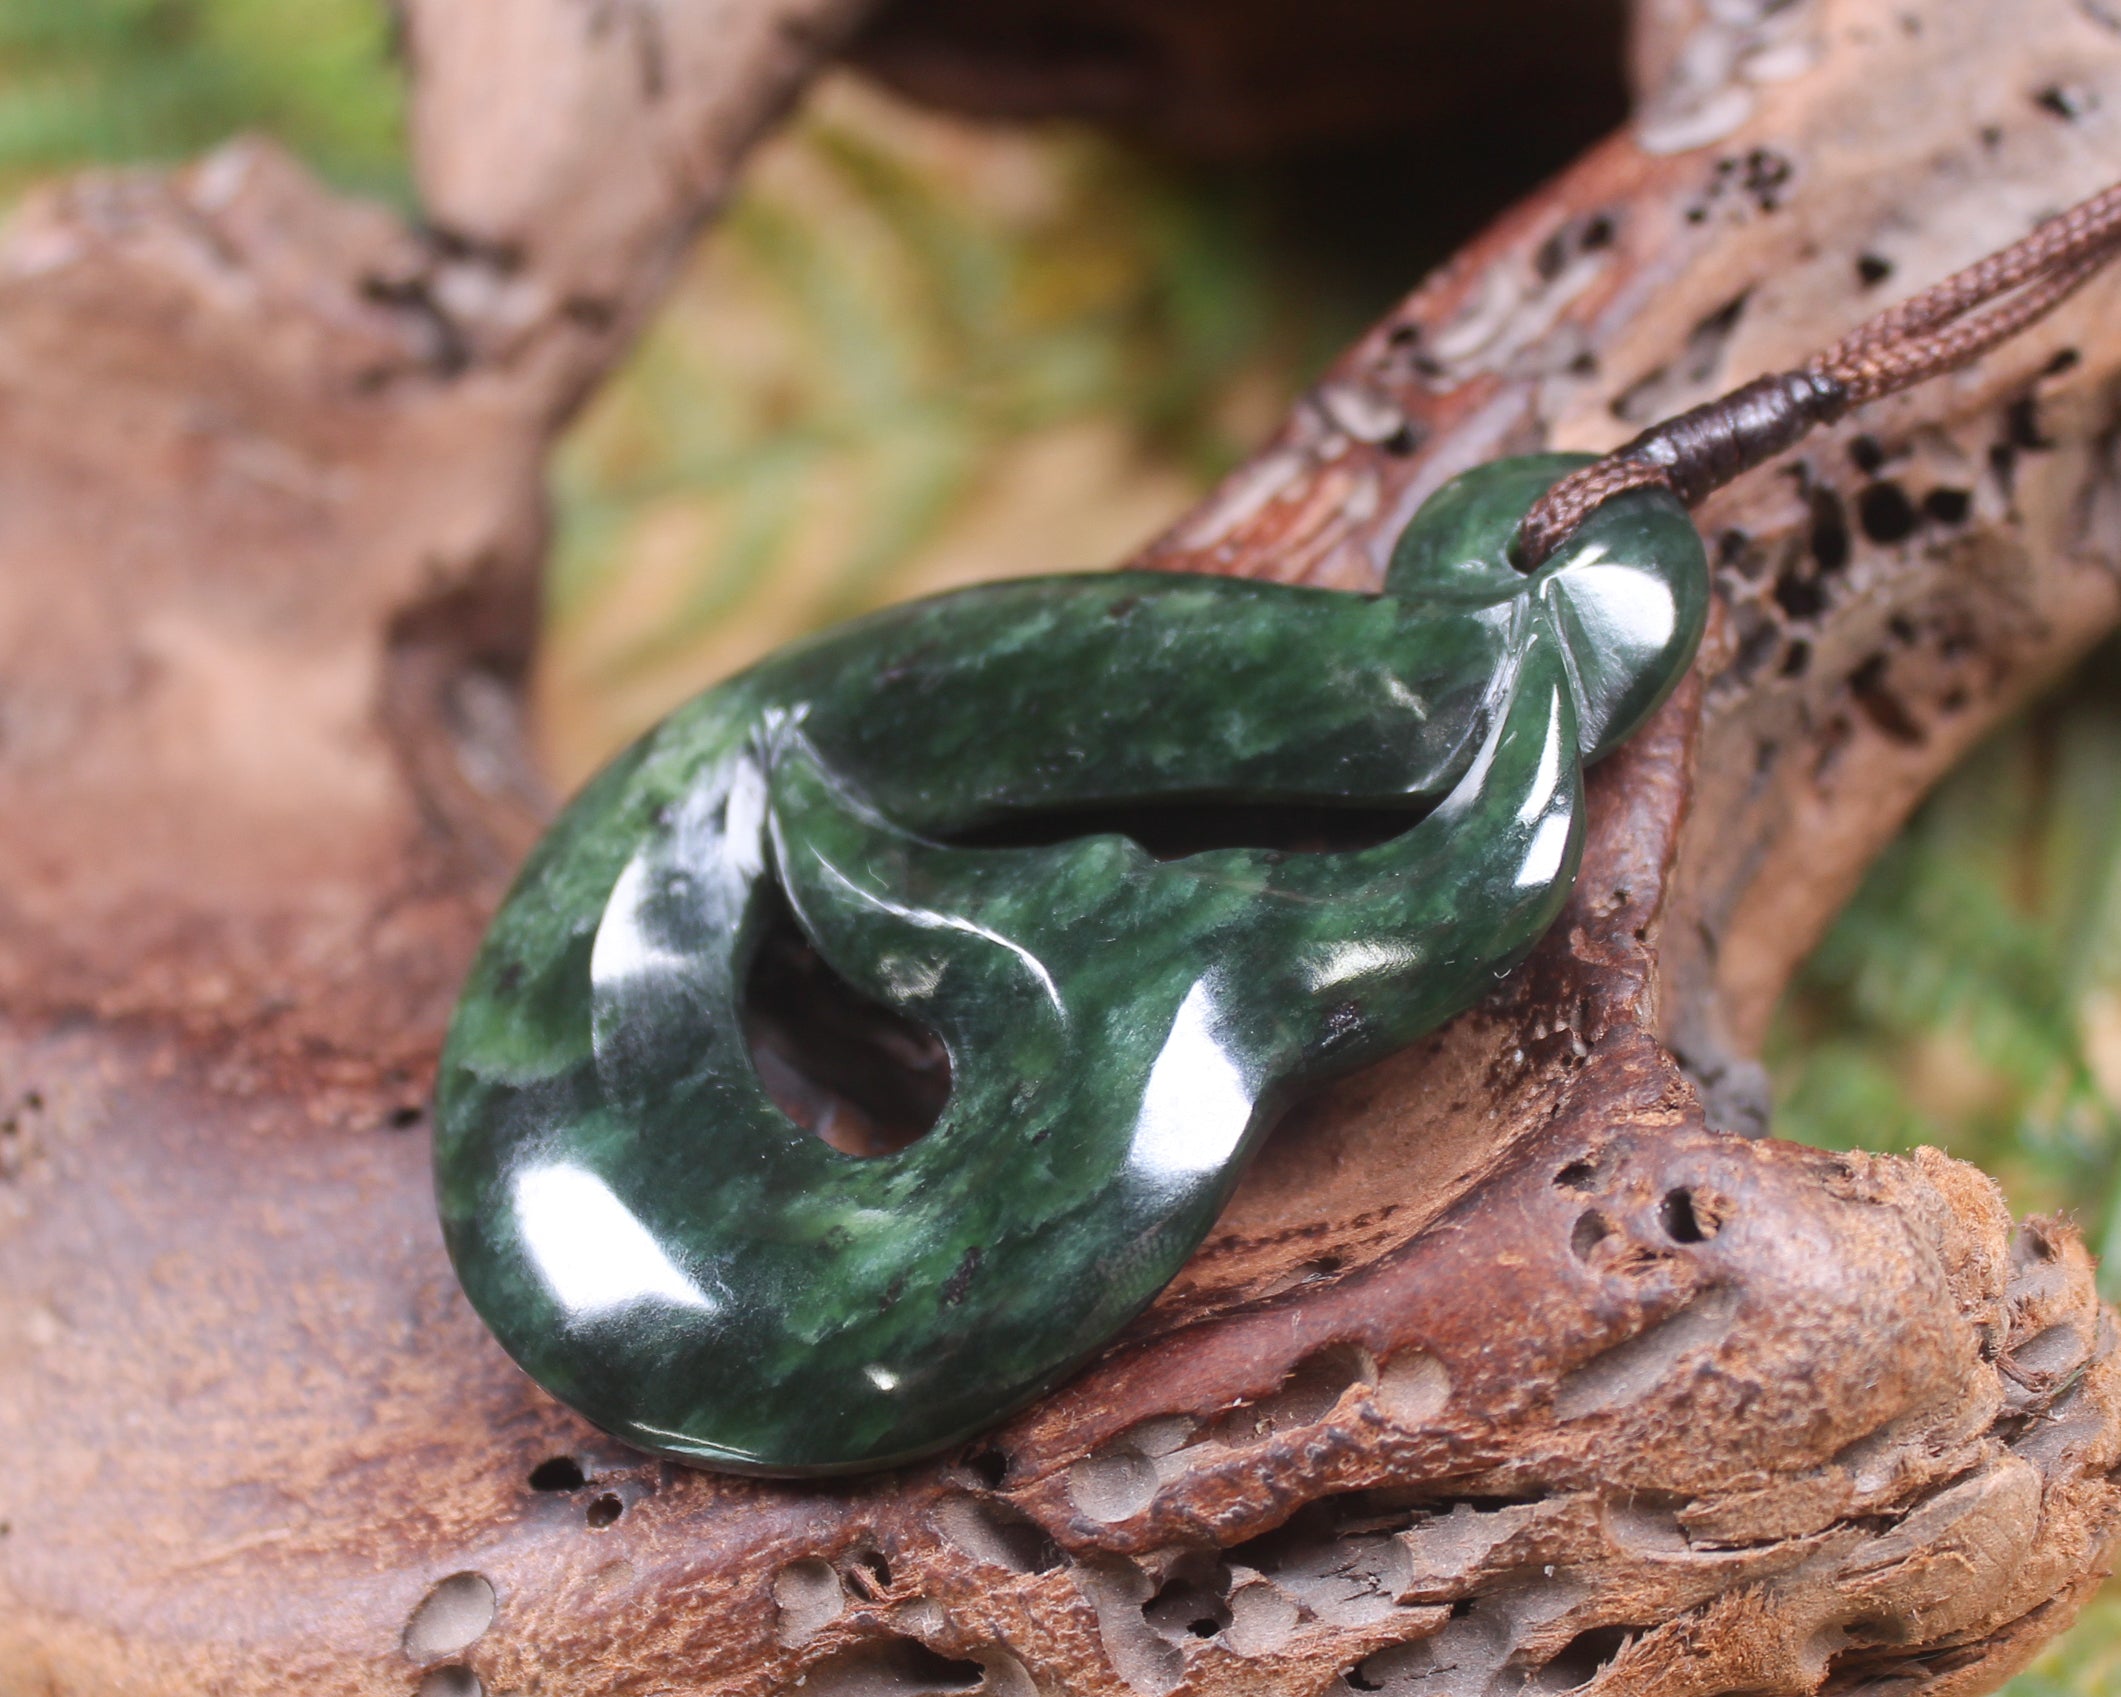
1515 179 2121 567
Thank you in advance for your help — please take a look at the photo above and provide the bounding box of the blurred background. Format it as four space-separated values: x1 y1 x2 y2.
4 2 2118 1686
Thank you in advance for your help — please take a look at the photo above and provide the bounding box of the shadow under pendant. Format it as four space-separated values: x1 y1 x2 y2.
433 454 1709 1475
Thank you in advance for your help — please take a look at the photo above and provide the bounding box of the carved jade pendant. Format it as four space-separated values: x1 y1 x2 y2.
434 455 1708 1475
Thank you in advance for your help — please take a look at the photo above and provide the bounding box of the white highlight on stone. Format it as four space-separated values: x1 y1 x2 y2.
1127 981 1255 1187
515 1164 717 1316
1306 937 1425 993
591 855 693 988
1517 814 1575 892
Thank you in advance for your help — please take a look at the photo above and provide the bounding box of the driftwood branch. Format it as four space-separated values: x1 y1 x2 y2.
5 2 2121 1695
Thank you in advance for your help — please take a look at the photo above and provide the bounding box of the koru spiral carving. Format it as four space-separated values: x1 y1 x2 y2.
435 456 1709 1475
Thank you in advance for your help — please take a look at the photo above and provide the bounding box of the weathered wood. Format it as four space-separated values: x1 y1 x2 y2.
4 1 2121 1694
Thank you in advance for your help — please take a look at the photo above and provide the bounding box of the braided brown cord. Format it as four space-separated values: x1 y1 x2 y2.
1809 251 2109 404
1515 179 2121 568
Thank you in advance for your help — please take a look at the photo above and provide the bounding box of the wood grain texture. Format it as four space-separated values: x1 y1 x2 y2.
4 1 2121 1693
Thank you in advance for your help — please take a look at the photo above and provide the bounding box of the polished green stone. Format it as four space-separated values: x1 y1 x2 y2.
434 455 1708 1475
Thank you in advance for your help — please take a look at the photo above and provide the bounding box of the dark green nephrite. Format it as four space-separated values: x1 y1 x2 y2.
435 455 1708 1475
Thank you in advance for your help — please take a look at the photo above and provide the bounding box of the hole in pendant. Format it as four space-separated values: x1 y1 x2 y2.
585 1493 623 1529
745 796 1432 1158
744 884 952 1158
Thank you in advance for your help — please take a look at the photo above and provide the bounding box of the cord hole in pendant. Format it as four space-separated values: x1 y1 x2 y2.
744 884 951 1157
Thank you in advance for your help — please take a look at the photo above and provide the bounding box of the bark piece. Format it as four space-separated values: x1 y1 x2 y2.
5 1 2121 1694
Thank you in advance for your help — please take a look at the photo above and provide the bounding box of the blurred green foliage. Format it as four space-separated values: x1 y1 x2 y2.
0 0 404 198
543 82 1378 771
2009 1588 2121 1695
1770 652 2121 1299
554 125 1287 647
5 3 2121 1686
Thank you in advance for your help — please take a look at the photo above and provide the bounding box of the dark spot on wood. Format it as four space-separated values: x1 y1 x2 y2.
964 1446 1009 1489
1923 486 1972 525
1780 639 1811 679
1857 482 1918 544
1733 601 1786 674
2035 83 2096 120
1775 569 1825 621
1742 149 1794 212
1695 291 1750 345
1809 485 1851 574
1386 321 1421 347
359 273 470 378
2045 346 2082 377
1538 1624 1645 1689
1572 1210 1614 1259
1857 253 1894 287
1661 1189 1712 1243
1849 654 1926 745
528 1455 586 1492
1555 1160 1599 1191
1143 1572 1232 1643
1849 435 1886 474
846 1549 893 1599
1382 423 1422 456
562 296 618 331
422 225 524 273
2007 395 2052 450
631 0 668 99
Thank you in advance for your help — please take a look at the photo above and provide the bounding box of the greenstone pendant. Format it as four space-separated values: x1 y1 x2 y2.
434 455 1708 1475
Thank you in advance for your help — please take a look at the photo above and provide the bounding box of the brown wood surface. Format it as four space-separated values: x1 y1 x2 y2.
5 1 2121 1694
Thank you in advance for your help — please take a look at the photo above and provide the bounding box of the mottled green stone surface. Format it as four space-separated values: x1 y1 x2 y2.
434 456 1708 1474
